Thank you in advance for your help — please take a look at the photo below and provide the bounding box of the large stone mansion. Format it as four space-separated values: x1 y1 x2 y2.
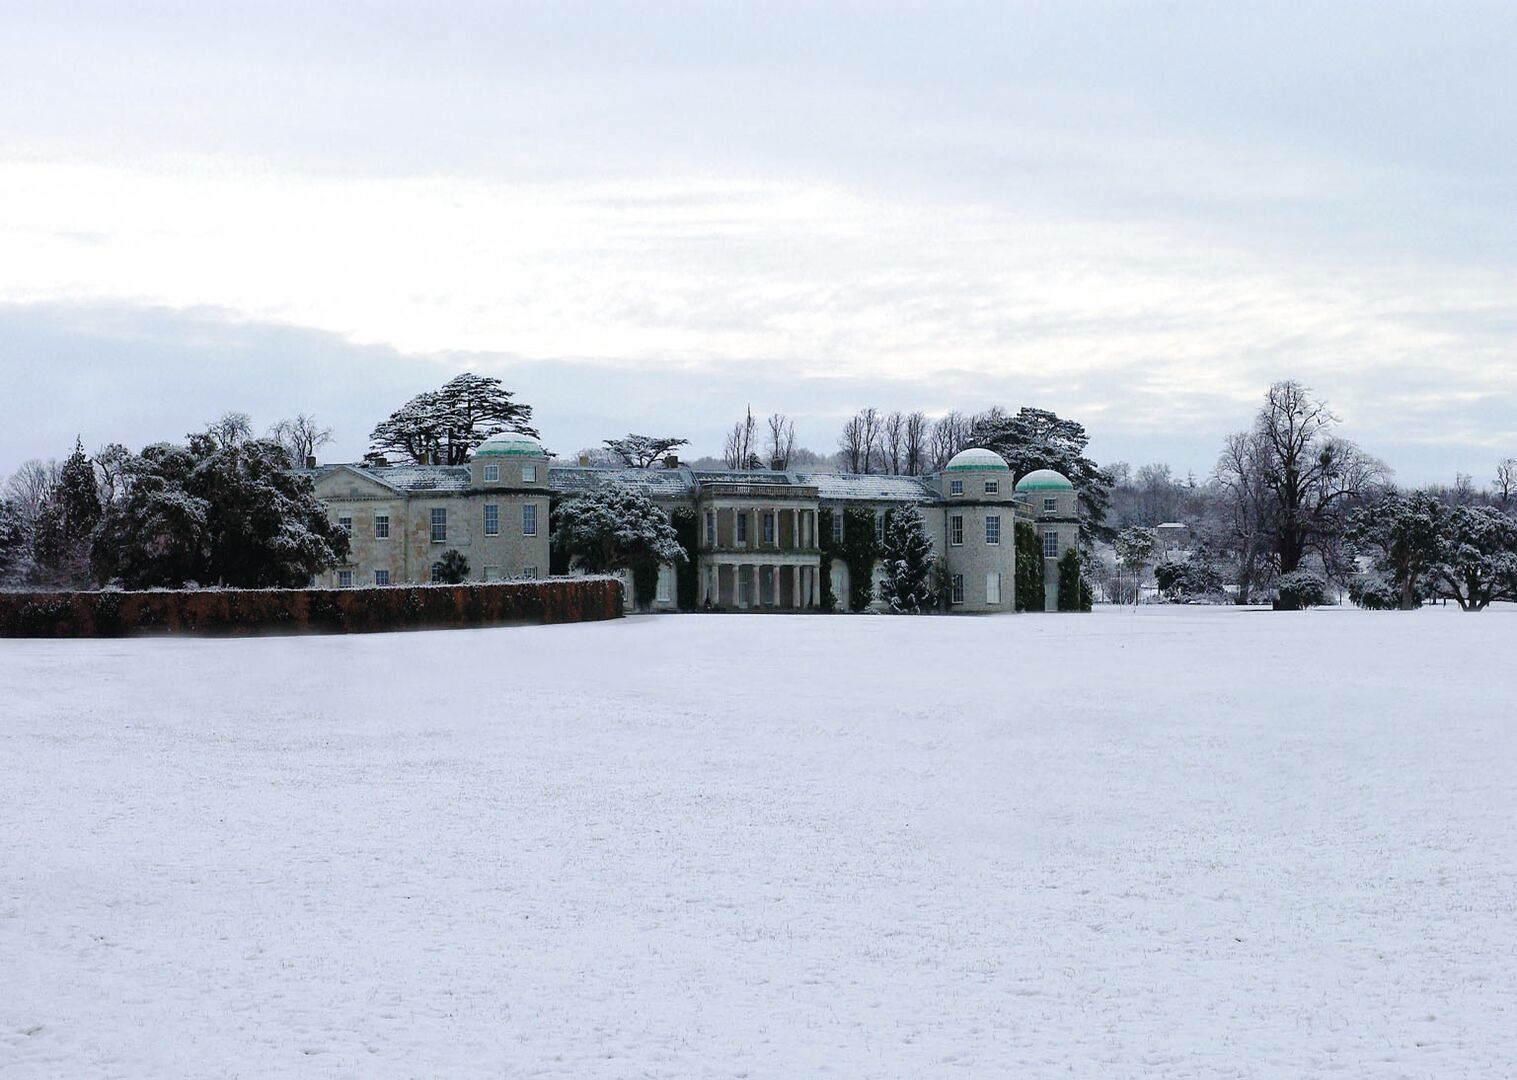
305 434 1080 613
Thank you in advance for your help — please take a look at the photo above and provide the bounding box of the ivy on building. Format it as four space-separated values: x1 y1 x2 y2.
1014 521 1045 612
671 506 701 608
817 508 838 611
840 507 881 612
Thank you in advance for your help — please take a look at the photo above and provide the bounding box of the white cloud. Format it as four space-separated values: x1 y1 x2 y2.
4 156 1510 424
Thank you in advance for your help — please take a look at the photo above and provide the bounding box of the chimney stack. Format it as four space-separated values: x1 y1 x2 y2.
770 456 785 471
664 454 680 469
305 455 317 469
577 454 590 467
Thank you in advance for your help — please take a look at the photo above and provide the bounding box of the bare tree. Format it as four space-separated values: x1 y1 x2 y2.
1250 381 1387 579
765 413 796 470
1453 472 1476 506
880 411 907 474
1212 430 1275 605
1495 457 1515 506
205 411 254 449
928 411 973 471
837 407 884 473
269 414 335 465
723 406 759 470
3 458 61 538
903 411 928 475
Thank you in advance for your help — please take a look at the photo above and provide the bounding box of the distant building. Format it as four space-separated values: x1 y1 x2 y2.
304 437 1081 612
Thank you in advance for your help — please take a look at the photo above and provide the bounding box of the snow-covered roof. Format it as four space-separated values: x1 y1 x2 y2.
380 465 473 491
1015 468 1074 492
797 472 935 503
693 470 799 487
944 447 1010 472
298 463 473 493
304 461 938 505
549 465 697 499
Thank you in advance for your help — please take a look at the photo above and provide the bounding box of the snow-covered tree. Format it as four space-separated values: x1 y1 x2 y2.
0 499 27 584
1153 553 1225 603
552 485 687 609
34 438 103 584
93 431 348 589
1346 490 1442 610
969 407 1114 546
1428 505 1517 611
1274 569 1328 609
877 505 935 613
370 373 538 465
603 434 689 468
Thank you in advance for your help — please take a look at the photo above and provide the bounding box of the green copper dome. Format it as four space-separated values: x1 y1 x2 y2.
1015 468 1074 492
944 447 1010 472
474 433 544 457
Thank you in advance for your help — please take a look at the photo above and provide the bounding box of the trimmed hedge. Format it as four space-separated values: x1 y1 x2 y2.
0 578 624 638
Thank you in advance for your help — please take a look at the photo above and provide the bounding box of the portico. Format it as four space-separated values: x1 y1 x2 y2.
696 477 822 609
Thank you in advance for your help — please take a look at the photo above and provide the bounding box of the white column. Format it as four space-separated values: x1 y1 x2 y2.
793 565 801 609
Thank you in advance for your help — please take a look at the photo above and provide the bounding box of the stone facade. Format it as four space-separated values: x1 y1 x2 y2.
305 437 1082 613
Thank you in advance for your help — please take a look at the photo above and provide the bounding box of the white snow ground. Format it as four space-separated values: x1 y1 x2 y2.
3 605 1515 1078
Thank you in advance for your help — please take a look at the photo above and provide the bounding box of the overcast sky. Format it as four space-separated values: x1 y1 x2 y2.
2 2 1514 484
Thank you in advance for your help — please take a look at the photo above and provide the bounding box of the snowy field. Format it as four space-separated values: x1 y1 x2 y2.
3 606 1516 1078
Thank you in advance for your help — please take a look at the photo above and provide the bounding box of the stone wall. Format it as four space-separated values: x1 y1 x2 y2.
0 578 623 638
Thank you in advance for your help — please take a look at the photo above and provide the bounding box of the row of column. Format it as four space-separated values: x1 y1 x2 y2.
709 506 820 551
701 562 823 609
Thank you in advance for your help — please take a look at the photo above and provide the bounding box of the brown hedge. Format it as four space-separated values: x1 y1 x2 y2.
0 579 624 638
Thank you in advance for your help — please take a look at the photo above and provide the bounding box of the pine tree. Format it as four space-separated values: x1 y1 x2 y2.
970 407 1114 545
876 505 936 613
34 437 102 583
370 373 538 465
603 435 689 468
432 549 470 584
0 499 26 583
1057 548 1085 611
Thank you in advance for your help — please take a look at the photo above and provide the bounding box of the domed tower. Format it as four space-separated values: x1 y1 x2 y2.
1015 468 1077 612
465 433 551 584
936 447 1015 611
471 433 548 488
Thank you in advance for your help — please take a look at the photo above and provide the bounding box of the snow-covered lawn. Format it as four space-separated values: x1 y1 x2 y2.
3 606 1516 1078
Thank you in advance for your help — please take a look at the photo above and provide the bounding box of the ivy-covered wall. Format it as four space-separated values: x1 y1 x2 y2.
671 505 701 609
1014 521 1045 612
817 508 838 611
840 507 881 612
